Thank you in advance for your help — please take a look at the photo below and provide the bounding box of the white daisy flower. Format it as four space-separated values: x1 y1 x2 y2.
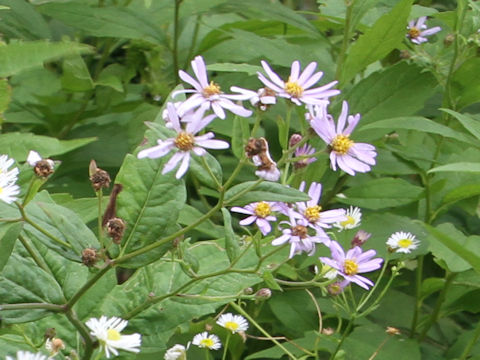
191 332 221 350
85 316 141 358
386 231 419 253
6 351 47 360
334 206 362 231
164 344 187 360
216 313 249 334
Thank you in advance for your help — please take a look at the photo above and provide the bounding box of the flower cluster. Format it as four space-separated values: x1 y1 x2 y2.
0 154 20 204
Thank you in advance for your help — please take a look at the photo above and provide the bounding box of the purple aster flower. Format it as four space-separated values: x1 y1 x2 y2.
293 182 346 234
407 17 441 44
320 241 383 290
231 201 280 236
137 103 229 179
294 144 317 170
173 56 252 119
272 214 330 258
257 60 340 106
311 101 377 176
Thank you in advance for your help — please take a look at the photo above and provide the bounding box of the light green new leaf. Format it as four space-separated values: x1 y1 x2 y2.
0 133 96 161
361 117 479 147
341 0 413 84
428 162 480 174
0 40 92 77
114 154 187 268
426 223 480 273
442 108 480 141
224 181 310 206
337 178 424 209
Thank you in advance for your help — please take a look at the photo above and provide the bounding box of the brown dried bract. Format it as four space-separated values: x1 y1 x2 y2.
106 217 126 244
89 159 111 191
81 248 98 267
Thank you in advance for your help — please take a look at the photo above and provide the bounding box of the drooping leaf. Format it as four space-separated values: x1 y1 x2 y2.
224 181 310 206
0 40 92 77
0 221 23 272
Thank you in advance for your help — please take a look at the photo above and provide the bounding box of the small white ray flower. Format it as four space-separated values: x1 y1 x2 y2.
333 206 362 231
257 60 340 106
216 313 249 334
0 173 20 204
173 56 252 119
6 352 47 360
387 231 419 253
138 103 229 179
0 154 19 183
164 344 187 360
85 316 141 358
192 332 221 350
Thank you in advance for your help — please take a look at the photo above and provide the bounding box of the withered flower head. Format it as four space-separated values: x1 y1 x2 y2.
289 134 303 148
351 230 371 248
89 160 111 192
81 248 98 267
27 151 55 178
245 137 268 158
106 217 126 244
245 137 280 181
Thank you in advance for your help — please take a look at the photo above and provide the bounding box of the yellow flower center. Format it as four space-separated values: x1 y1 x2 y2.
344 259 358 275
107 329 121 341
304 205 322 222
331 135 353 155
0 186 3 194
408 27 420 39
202 81 221 97
340 215 355 227
398 238 413 248
174 132 195 151
200 338 214 348
292 225 308 239
225 321 239 331
284 79 303 98
254 202 271 218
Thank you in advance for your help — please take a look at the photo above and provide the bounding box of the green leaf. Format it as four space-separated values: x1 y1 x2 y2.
221 208 240 263
426 223 480 273
361 117 479 147
0 132 96 161
428 162 480 174
0 78 11 121
262 270 282 291
38 2 167 43
61 54 93 92
0 0 51 39
451 58 480 109
442 183 480 205
341 0 413 84
442 109 480 141
346 62 437 126
23 192 100 261
0 40 92 77
224 181 310 206
207 62 263 76
114 154 187 268
231 115 250 159
337 178 424 209
0 253 64 323
0 222 23 273
189 152 223 189
178 204 221 238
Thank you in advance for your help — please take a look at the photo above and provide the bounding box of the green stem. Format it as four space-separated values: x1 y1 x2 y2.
410 255 424 337
356 256 389 312
18 234 51 275
222 333 231 360
223 159 247 190
459 318 480 360
418 272 457 342
229 302 298 359
66 262 114 308
115 192 224 264
173 0 183 84
201 156 222 190
330 317 355 360
336 0 355 83
0 303 64 312
97 189 104 247
65 310 94 360
184 15 201 69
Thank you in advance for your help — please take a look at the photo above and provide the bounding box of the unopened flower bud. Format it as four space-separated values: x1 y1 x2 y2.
205 323 213 332
44 328 56 340
106 217 126 244
289 134 302 148
322 327 335 336
46 337 65 355
327 282 345 296
89 160 111 191
255 288 272 300
399 50 411 59
444 33 455 47
351 230 371 248
81 248 98 267
243 287 254 295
